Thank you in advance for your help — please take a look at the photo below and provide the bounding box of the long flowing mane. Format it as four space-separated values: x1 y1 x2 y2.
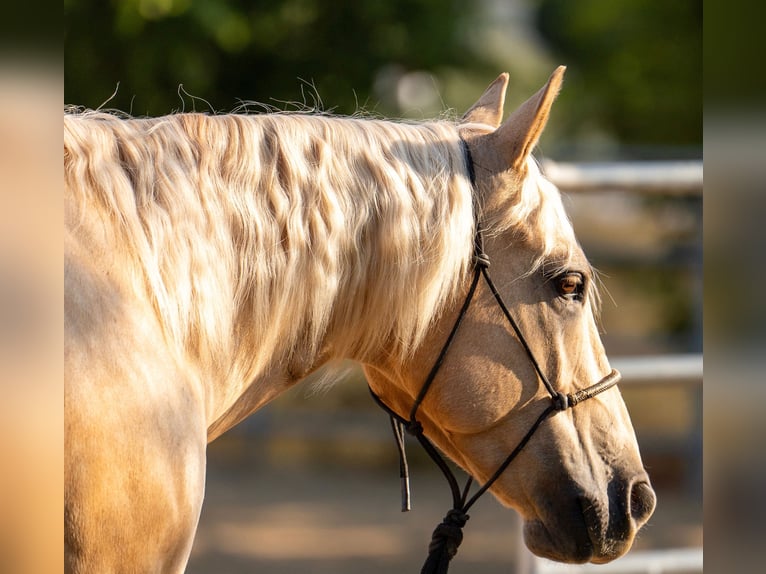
64 110 574 384
65 111 476 383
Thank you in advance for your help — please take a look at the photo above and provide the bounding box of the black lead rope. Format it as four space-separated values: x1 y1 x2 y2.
367 139 621 574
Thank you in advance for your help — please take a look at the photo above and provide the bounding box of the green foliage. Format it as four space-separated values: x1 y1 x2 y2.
64 0 481 116
536 0 701 150
65 0 701 152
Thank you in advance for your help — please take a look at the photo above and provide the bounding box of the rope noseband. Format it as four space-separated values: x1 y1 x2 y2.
368 140 621 574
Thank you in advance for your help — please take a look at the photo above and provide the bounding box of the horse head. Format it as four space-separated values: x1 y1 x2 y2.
365 68 656 564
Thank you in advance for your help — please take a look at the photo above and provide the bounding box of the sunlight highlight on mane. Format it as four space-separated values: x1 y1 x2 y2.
64 110 476 384
64 106 590 387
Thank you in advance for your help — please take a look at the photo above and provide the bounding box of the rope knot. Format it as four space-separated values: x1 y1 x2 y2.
443 508 469 529
421 509 470 573
406 420 424 437
553 392 570 411
473 252 491 268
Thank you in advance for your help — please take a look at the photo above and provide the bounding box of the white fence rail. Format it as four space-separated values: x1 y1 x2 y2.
611 354 703 387
543 160 703 196
530 548 703 574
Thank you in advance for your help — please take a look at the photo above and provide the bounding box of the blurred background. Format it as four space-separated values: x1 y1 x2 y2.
63 1 702 572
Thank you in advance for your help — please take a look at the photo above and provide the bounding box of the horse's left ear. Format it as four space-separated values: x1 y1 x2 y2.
492 66 565 171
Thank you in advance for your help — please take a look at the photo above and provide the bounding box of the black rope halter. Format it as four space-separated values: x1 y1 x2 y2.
368 140 621 574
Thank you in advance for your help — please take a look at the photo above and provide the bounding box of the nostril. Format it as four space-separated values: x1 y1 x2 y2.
629 481 657 527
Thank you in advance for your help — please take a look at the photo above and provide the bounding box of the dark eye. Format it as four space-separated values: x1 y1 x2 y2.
555 273 584 300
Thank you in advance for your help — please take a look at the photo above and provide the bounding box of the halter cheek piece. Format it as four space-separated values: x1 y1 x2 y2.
368 140 621 574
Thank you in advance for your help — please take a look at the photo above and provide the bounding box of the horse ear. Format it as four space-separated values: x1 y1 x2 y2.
461 73 509 128
492 66 565 170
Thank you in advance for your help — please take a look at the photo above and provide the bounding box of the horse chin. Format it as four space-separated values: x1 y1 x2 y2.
523 518 594 564
521 507 634 565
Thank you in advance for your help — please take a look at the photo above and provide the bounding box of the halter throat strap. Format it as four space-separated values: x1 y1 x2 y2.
367 139 621 574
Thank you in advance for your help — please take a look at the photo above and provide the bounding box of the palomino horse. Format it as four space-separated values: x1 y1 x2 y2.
65 67 655 573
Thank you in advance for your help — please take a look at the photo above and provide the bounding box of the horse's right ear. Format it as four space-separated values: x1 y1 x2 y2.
461 73 509 128
491 66 565 171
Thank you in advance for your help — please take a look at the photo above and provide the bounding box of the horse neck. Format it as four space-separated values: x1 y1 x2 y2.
64 112 475 434
200 114 475 428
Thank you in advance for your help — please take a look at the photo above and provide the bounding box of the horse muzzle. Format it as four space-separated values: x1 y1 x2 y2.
523 475 657 564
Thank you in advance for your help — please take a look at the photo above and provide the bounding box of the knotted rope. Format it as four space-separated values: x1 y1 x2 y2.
421 509 469 574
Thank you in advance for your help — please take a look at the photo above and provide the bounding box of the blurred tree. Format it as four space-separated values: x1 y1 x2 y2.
535 0 702 155
64 0 484 116
65 0 701 154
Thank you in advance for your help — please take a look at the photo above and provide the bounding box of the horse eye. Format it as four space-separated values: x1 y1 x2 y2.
556 273 584 299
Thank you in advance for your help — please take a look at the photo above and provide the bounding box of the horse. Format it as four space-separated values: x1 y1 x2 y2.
64 67 656 573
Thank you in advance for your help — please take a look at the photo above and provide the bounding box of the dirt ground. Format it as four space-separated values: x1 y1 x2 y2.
187 425 702 574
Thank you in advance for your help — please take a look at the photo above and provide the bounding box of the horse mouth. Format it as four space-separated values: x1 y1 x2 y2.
523 520 631 564
524 518 595 564
521 496 634 564
520 474 656 564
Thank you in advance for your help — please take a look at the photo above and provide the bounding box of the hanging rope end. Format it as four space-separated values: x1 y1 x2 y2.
401 475 411 512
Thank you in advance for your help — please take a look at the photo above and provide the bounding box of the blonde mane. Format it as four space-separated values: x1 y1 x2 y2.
64 110 575 384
